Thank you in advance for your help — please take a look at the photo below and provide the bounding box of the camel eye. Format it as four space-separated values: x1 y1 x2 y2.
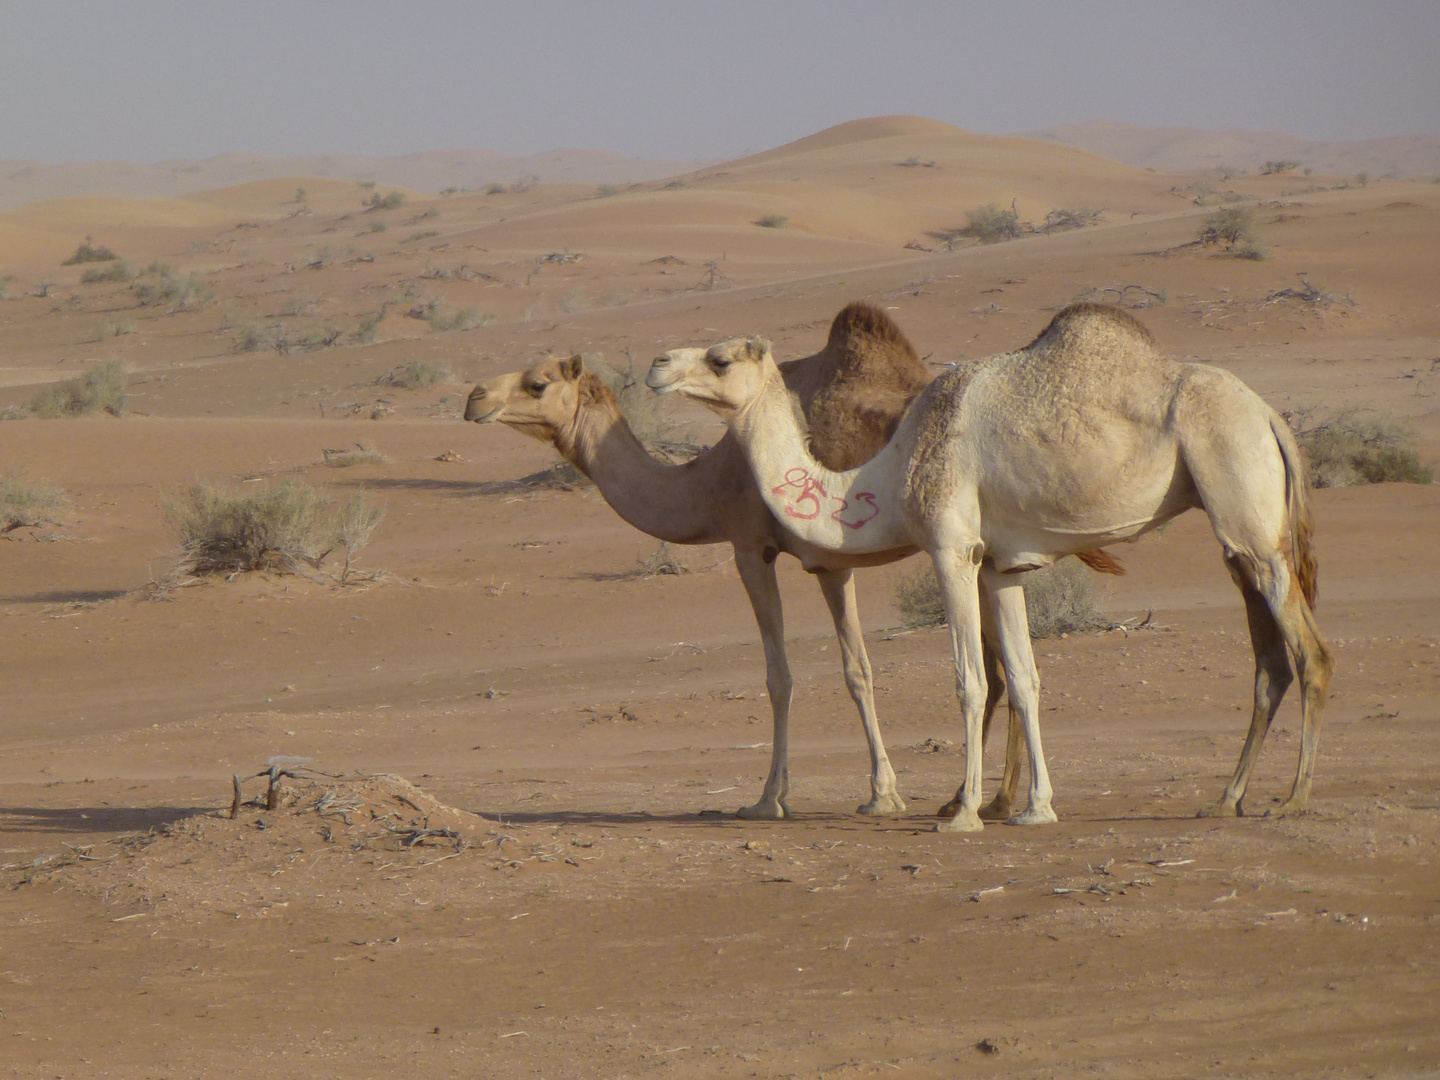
710 358 731 371
525 381 547 396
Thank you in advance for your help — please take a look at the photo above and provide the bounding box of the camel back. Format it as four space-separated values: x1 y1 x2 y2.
782 301 931 471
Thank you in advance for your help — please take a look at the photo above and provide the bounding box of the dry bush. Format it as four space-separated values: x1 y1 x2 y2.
322 444 388 467
597 356 700 460
352 310 384 345
1292 408 1433 487
0 468 67 532
407 230 440 242
963 204 1022 243
363 190 405 211
93 315 137 341
379 360 451 390
1041 206 1101 233
895 557 1108 638
62 236 117 264
164 479 337 575
334 492 385 583
421 300 489 333
755 213 789 229
80 259 130 284
132 267 213 309
630 542 689 578
30 361 127 418
0 276 12 300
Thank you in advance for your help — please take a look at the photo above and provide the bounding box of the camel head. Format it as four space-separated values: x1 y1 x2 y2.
464 354 586 440
645 336 774 420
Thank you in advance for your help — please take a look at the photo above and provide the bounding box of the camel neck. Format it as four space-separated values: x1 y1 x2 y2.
731 373 909 554
553 397 721 545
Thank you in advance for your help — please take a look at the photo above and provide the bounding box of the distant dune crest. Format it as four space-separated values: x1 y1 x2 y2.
1028 120 1440 178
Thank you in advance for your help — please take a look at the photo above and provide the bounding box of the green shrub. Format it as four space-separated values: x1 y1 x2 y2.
755 213 789 229
378 361 450 390
0 468 67 532
93 315 137 340
1294 408 1433 487
30 361 127 418
1200 205 1256 245
895 557 1108 638
81 259 130 284
62 235 117 264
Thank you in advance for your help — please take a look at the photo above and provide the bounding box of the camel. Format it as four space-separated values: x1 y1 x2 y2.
465 303 1112 820
646 303 1334 832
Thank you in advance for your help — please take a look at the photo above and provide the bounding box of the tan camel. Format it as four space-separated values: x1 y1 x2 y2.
465 303 1113 820
466 303 935 819
647 303 1334 832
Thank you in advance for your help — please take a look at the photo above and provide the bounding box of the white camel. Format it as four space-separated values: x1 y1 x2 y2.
647 303 1334 832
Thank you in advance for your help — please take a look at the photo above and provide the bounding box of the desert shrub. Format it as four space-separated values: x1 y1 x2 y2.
358 180 377 190
322 444 388 467
484 182 507 195
0 468 67 532
352 309 384 345
895 557 1108 638
662 178 688 191
755 213 789 229
951 203 1022 244
1356 171 1370 187
283 294 317 317
363 190 405 211
0 276 12 299
1041 207 1101 233
62 236 117 264
422 300 488 332
510 175 538 193
408 207 439 222
30 360 127 418
334 492 385 582
596 184 620 198
1262 160 1302 175
1293 408 1433 487
1199 205 1256 246
234 320 284 353
164 478 334 574
378 361 450 390
132 267 213 309
364 220 387 234
407 230 440 242
295 187 307 202
630 542 689 578
80 259 131 284
93 315 137 340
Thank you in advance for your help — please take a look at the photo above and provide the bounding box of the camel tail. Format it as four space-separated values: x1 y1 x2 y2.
1271 413 1319 608
1075 548 1125 576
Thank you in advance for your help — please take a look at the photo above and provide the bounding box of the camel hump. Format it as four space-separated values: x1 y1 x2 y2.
1029 302 1157 353
825 301 928 386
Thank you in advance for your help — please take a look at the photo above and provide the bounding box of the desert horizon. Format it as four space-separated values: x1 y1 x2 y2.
2 101 1437 1078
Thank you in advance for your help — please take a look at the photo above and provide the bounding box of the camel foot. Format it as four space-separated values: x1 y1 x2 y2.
935 808 983 833
978 796 1014 822
1265 796 1309 818
1196 798 1240 819
737 800 788 821
1006 804 1058 826
856 793 906 816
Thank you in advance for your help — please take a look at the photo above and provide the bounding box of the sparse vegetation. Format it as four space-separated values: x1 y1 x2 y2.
509 175 538 194
596 184 621 198
406 230 440 242
484 182 507 195
1199 205 1268 259
232 320 342 354
1262 160 1302 175
1356 171 1370 188
353 309 384 345
80 259 131 284
0 276 12 299
295 187 307 203
419 299 489 333
132 266 213 309
1041 207 1101 233
378 361 450 390
163 478 334 575
630 542 689 578
898 157 938 168
358 180 376 190
662 178 689 191
953 203 1022 244
363 220 387 234
597 355 700 460
0 468 67 532
755 213 789 229
363 190 405 212
1291 408 1433 487
30 360 127 418
334 492 385 583
93 315 137 340
322 444 388 467
62 235 118 264
283 294 318 317
895 557 1108 638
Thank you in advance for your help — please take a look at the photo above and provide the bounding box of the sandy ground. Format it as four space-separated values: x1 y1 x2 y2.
1 118 1438 1078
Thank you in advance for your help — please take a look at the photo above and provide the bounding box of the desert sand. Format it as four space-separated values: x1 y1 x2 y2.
1 116 1437 1078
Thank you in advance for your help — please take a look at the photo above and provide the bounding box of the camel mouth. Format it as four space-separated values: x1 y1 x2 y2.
464 401 508 424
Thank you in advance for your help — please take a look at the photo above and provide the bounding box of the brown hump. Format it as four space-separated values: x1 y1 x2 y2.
783 302 931 471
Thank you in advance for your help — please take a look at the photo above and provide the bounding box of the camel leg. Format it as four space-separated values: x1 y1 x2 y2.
733 545 793 820
937 629 1020 821
931 546 989 834
814 569 905 816
1198 560 1292 817
980 566 1056 825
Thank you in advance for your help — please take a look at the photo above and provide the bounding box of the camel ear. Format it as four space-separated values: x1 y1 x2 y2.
561 354 584 380
743 337 771 363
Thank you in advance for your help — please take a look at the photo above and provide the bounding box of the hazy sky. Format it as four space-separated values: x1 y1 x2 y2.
3 1 1437 163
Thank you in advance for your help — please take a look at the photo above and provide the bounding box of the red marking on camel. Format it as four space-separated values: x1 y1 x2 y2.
772 467 879 529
